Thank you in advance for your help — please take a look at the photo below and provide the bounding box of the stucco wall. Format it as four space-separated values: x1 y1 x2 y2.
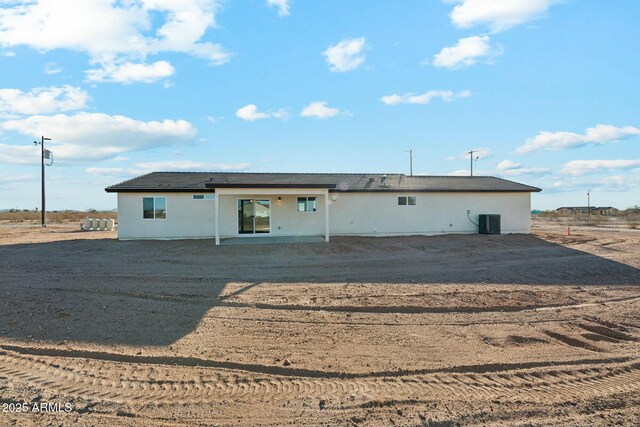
117 192 215 239
116 191 531 239
329 192 531 235
218 194 326 238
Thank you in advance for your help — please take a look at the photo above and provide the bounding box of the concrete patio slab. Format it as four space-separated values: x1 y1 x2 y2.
220 235 326 245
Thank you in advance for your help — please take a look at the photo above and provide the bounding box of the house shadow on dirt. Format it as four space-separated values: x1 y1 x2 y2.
0 234 638 347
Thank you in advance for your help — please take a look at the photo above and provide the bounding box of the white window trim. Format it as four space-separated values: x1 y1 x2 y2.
297 196 318 213
193 194 215 200
398 195 417 206
236 197 272 236
142 196 167 220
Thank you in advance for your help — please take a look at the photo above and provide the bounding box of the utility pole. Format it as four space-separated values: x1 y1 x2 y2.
34 136 52 227
467 150 479 176
587 190 591 225
406 149 413 176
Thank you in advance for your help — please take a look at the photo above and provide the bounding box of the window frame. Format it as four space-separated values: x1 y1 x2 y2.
297 196 318 213
142 196 167 220
192 194 215 200
398 195 417 206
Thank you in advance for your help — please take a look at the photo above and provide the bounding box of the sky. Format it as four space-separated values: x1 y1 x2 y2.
0 0 638 211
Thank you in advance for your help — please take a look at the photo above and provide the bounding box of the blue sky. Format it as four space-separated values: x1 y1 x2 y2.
0 0 638 210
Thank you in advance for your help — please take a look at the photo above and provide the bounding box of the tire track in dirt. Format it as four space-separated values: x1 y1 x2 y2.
1 344 633 378
1 348 639 405
214 295 640 314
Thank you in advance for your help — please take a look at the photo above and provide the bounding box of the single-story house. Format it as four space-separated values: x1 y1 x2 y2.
556 206 619 216
105 172 541 244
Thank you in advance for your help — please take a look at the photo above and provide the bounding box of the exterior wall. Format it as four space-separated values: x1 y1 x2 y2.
218 193 327 238
117 192 215 239
329 192 531 235
116 190 532 239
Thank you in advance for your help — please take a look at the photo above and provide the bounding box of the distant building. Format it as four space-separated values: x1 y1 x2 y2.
556 206 619 216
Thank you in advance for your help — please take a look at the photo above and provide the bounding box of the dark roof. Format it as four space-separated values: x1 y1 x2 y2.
105 172 542 193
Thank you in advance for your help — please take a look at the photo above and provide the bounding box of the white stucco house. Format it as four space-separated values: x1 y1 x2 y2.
105 172 541 244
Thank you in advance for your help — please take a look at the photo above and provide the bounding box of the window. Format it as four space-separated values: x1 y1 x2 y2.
143 197 167 219
297 196 318 212
398 196 416 206
193 194 214 200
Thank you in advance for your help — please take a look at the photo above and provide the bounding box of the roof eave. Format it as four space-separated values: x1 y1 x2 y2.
105 188 215 193
204 183 337 189
331 188 542 193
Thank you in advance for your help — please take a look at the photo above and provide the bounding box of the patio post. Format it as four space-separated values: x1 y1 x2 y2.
325 191 330 242
215 193 220 246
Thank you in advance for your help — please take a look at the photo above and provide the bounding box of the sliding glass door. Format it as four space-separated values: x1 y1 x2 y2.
238 199 271 234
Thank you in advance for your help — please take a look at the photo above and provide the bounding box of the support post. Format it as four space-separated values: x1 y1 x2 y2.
214 193 220 246
41 136 45 226
325 192 330 243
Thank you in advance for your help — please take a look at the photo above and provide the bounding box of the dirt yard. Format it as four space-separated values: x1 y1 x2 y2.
0 222 639 426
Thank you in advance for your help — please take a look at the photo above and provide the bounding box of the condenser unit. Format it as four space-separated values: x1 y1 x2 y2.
479 214 501 234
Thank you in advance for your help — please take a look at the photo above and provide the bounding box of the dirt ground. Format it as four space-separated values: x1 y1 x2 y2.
0 222 639 426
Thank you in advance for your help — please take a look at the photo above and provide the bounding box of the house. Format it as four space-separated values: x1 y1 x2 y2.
556 206 619 216
556 207 587 215
105 172 541 244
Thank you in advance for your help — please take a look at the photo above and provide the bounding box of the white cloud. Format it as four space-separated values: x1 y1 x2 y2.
236 104 268 121
135 160 250 171
500 167 550 176
496 159 550 176
0 112 196 163
560 159 640 176
267 0 290 16
0 0 230 83
44 62 62 75
551 174 640 193
236 104 288 121
382 90 471 105
323 37 366 72
447 169 472 176
87 161 250 177
84 167 140 177
0 173 35 187
300 101 343 119
448 0 553 33
85 60 175 84
432 35 502 69
110 156 131 162
496 159 520 170
0 86 89 115
0 144 40 165
1 50 16 57
516 124 640 154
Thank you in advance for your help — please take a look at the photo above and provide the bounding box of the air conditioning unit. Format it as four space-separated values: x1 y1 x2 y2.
479 214 501 234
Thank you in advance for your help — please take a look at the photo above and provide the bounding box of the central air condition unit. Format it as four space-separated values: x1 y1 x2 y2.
479 214 501 234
